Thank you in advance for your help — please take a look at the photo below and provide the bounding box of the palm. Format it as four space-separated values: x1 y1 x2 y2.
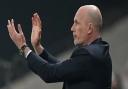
31 26 41 45
7 19 26 49
31 13 42 46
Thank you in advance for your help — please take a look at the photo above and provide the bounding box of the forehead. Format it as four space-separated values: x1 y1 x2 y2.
74 8 88 22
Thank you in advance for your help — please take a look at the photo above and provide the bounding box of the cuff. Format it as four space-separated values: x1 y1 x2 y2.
25 50 32 58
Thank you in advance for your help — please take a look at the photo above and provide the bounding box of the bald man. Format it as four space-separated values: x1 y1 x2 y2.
7 5 112 89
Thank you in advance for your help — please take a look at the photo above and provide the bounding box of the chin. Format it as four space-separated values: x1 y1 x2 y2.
74 40 80 46
74 40 85 46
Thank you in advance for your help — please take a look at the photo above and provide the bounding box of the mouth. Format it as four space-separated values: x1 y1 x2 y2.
73 33 77 37
73 35 77 41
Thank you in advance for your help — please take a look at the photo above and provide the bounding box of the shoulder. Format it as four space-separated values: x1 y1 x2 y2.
86 40 110 59
71 40 110 59
71 47 89 58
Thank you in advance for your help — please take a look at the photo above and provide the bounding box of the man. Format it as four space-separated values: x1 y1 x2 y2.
7 5 112 89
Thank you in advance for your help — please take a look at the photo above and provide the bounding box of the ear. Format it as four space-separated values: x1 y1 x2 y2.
87 23 93 35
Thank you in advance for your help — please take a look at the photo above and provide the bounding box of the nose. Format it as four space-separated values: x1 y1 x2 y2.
71 23 74 32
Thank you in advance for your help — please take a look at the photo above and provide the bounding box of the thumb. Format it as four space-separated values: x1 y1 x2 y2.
18 24 24 35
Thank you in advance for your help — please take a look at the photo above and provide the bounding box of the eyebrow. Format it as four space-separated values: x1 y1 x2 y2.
74 19 79 24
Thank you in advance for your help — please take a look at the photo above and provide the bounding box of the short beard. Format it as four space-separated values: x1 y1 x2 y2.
74 40 82 47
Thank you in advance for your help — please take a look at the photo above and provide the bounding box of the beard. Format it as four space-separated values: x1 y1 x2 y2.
74 39 79 46
74 39 83 47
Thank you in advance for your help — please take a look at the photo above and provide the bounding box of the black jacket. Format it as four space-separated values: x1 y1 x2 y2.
26 38 112 89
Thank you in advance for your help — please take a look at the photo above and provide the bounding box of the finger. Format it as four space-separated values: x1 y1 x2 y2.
7 20 11 30
7 24 16 39
8 20 11 25
7 20 12 31
7 24 11 33
11 19 14 27
34 13 38 25
36 13 42 27
7 20 16 34
18 24 24 35
35 13 40 22
32 13 37 26
34 13 42 29
34 13 37 16
35 13 39 26
32 17 36 26
7 25 12 37
11 19 17 33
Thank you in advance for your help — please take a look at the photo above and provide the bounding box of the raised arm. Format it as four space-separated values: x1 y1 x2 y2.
31 13 44 55
31 13 58 63
27 48 92 83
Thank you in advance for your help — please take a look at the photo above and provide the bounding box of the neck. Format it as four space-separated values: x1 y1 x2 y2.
83 32 101 46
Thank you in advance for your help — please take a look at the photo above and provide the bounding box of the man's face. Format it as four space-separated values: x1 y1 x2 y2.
71 10 90 46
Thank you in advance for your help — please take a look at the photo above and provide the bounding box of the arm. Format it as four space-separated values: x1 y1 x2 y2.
26 48 93 83
39 49 59 63
6 19 93 83
31 13 44 55
31 13 58 63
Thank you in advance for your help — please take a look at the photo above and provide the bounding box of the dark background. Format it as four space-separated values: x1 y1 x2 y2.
0 0 128 59
0 0 128 88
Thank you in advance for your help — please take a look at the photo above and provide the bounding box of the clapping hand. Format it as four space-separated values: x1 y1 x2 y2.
7 19 26 49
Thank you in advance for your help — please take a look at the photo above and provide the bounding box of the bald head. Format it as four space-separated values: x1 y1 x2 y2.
77 5 103 32
71 5 103 46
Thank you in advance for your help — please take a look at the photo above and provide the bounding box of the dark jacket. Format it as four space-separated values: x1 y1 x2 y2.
26 38 112 89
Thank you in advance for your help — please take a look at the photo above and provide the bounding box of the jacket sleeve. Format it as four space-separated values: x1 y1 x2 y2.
26 48 93 83
39 49 59 63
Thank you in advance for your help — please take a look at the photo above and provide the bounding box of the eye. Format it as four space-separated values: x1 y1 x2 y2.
74 20 79 25
75 20 77 24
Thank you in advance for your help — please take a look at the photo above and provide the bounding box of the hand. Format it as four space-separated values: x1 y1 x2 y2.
7 19 26 49
31 13 42 47
31 13 44 54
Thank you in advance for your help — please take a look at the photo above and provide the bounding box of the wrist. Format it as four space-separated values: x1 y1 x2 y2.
19 44 31 57
23 47 32 58
18 43 27 49
33 44 44 55
19 44 28 54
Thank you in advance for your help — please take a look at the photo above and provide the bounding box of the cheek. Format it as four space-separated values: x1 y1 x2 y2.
77 26 84 37
75 25 86 39
75 29 81 39
78 29 88 41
